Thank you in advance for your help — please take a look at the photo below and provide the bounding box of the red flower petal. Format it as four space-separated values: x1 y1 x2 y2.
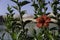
36 17 43 23
36 23 43 28
36 14 51 28
42 15 47 20
45 17 51 23
36 17 40 22
44 23 49 27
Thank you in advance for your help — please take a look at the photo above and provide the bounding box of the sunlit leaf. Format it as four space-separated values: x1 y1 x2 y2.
11 32 17 40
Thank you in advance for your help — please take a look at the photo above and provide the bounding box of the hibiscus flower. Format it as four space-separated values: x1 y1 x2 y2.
36 14 51 28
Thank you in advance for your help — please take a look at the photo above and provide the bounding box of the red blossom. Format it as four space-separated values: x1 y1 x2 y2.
36 15 51 28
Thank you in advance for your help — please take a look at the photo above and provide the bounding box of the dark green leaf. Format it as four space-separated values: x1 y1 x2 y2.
33 29 36 35
50 27 58 31
11 0 18 3
45 7 48 11
11 13 15 17
57 14 60 18
12 6 19 10
31 3 38 10
37 33 43 40
7 5 14 13
1 33 5 40
50 16 56 20
41 4 44 8
25 28 28 32
23 20 32 27
34 14 38 19
10 10 14 13
38 0 42 2
57 7 60 11
53 1 59 5
56 35 60 38
19 1 30 6
21 11 25 16
7 5 11 11
53 6 57 15
52 1 59 7
2 33 5 38
38 11 44 15
31 1 38 10
43 3 48 6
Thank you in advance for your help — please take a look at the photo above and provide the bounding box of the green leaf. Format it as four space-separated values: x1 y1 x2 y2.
18 1 30 6
31 3 38 10
57 14 60 18
57 7 60 11
13 6 19 10
7 5 14 13
50 27 58 31
33 29 36 35
7 5 11 11
43 3 48 6
52 1 59 5
45 29 54 40
10 10 14 13
1 33 5 40
11 32 17 40
11 13 15 17
11 0 18 3
37 33 43 40
38 0 42 2
34 14 38 19
38 11 44 15
12 22 21 29
50 16 56 19
20 10 25 16
48 34 54 40
45 7 48 11
23 20 32 27
51 1 59 7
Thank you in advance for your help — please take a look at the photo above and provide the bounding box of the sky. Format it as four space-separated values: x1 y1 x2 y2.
0 0 53 16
